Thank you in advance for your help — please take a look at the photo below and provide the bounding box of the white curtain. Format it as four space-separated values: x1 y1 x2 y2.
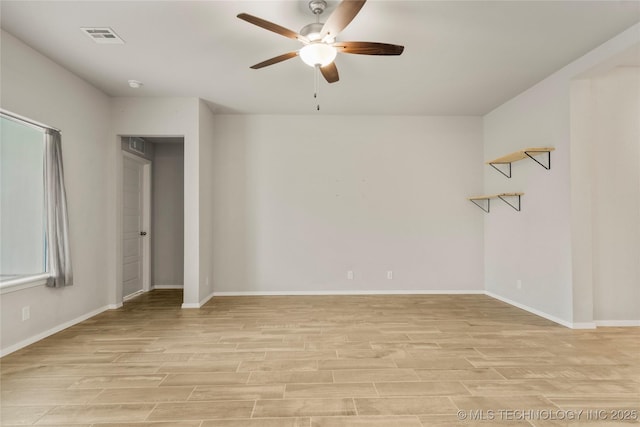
44 129 73 287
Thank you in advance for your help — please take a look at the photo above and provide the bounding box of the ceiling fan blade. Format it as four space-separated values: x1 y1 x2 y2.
237 13 309 43
334 41 404 55
320 62 339 83
250 52 298 69
320 0 367 40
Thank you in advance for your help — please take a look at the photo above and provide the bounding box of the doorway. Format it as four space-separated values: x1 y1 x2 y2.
120 136 185 303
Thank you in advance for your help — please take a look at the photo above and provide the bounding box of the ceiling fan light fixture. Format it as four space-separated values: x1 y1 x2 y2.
300 43 337 67
238 0 404 88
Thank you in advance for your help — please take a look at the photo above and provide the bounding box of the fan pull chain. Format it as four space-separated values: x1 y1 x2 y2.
314 65 320 111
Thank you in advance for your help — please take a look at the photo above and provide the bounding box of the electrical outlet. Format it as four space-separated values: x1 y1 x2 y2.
387 271 393 280
517 279 522 290
347 271 354 280
21 306 30 321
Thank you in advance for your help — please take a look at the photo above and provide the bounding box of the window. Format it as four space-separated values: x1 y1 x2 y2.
0 114 47 286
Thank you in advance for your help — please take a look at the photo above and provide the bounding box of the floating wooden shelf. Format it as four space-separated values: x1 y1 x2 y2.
468 192 524 213
487 147 555 178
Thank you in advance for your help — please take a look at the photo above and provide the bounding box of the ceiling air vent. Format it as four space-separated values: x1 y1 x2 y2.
80 27 125 44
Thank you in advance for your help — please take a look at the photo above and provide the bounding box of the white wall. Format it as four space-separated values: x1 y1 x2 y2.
569 79 596 325
484 24 640 326
110 97 201 306
0 30 112 354
583 68 640 322
211 115 484 294
483 77 574 323
152 143 184 289
198 101 216 301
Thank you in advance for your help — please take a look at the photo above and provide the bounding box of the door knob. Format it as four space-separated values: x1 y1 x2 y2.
140 231 147 236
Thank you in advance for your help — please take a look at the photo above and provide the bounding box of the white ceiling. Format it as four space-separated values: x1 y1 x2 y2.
1 1 639 115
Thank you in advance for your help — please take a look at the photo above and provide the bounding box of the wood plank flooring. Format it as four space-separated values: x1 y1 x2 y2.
2 290 639 426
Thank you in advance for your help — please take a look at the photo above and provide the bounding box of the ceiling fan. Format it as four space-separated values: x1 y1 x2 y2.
237 0 404 85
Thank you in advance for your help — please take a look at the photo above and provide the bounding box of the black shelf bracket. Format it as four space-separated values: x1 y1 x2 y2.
469 193 523 213
524 150 551 170
488 162 512 178
498 194 521 212
470 199 490 213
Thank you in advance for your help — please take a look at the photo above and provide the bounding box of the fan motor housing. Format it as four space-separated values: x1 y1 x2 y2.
300 22 324 41
308 0 327 15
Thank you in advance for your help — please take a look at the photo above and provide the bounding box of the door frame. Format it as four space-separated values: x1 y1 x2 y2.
122 150 152 295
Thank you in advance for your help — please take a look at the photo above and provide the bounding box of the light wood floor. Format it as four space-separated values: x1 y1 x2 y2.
1 290 639 426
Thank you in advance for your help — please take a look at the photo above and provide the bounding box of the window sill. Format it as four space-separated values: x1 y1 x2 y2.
0 274 49 294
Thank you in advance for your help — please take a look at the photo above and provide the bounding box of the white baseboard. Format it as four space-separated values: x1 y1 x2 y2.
570 322 598 329
484 291 591 329
181 289 215 309
123 290 145 301
107 303 123 310
199 289 215 306
485 292 640 329
0 304 113 357
181 303 200 308
153 284 183 289
595 320 640 327
212 289 486 296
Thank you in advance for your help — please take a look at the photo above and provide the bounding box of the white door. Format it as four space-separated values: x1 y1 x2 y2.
122 155 145 298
